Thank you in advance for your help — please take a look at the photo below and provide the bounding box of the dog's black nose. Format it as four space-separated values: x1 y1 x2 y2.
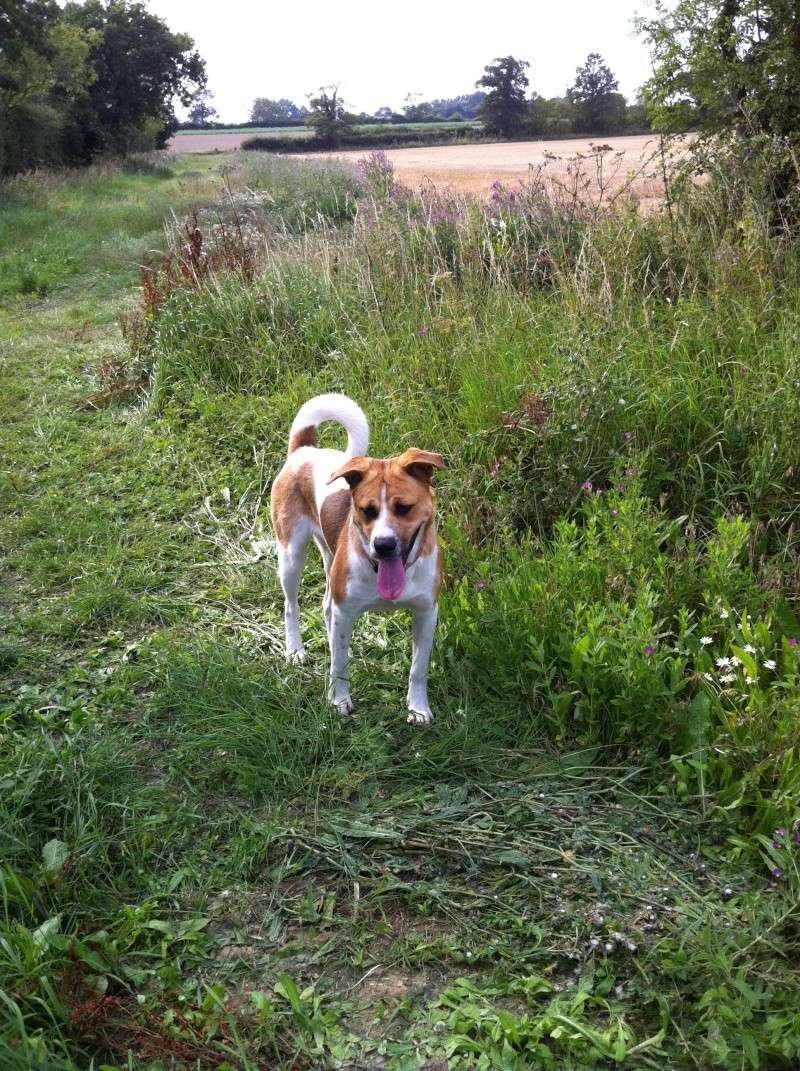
373 535 399 559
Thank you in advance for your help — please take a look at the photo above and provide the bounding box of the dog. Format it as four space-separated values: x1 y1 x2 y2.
270 393 445 724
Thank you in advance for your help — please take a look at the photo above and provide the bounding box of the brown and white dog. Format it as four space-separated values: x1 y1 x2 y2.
270 394 445 724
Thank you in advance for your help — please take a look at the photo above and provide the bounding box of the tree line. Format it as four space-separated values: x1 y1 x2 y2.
1 0 204 175
221 54 644 140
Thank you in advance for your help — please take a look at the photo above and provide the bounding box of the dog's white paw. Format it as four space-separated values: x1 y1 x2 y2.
407 708 433 726
286 647 305 665
334 697 354 717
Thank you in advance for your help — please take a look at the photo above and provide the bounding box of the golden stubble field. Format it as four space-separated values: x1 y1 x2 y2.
169 132 688 205
309 134 678 205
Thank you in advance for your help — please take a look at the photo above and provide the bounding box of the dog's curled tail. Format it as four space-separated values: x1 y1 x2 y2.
288 393 370 459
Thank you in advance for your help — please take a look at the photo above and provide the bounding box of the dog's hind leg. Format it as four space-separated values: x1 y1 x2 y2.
277 525 311 663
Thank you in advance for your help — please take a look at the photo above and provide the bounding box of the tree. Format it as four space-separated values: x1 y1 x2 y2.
307 85 353 147
638 1 800 140
0 0 95 173
403 93 433 122
64 0 206 155
187 88 217 128
567 53 620 133
476 56 529 137
249 97 306 125
638 1 800 219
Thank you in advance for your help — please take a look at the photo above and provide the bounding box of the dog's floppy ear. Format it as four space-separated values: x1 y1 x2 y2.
328 456 373 489
395 448 447 484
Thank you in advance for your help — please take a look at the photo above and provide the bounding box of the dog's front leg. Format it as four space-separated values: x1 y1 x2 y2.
329 606 356 716
407 605 437 725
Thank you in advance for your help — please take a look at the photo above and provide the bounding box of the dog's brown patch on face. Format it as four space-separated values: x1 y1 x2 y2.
270 462 316 543
329 451 446 560
320 489 351 553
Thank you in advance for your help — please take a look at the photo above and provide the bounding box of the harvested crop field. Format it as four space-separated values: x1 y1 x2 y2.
306 134 675 200
169 128 310 152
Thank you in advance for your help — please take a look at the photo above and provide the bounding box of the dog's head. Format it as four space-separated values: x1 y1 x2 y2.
329 449 446 599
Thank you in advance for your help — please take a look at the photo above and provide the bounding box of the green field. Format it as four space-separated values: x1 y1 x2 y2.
2 150 800 1069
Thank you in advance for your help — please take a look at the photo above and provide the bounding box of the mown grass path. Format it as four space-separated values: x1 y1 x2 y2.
2 156 799 1070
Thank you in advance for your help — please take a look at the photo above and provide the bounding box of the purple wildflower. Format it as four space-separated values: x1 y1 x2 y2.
771 867 783 880
623 432 633 441
611 508 619 517
644 644 655 657
490 461 502 478
793 831 800 845
789 638 798 648
775 829 786 839
581 480 592 493
475 580 486 591
625 467 635 477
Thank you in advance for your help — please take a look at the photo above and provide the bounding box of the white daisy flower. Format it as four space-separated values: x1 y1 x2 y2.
702 672 714 682
700 636 712 646
720 673 736 684
720 609 730 619
729 656 740 666
764 659 777 670
716 657 731 668
745 676 756 684
744 644 756 654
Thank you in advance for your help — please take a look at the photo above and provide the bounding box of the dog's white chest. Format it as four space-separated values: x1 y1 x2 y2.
342 545 439 614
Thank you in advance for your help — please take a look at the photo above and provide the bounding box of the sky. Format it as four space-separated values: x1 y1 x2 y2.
147 0 659 123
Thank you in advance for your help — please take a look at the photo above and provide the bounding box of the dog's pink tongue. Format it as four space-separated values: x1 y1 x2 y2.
376 557 406 600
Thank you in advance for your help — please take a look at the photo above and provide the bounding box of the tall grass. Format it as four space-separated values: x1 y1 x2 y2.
3 147 800 1070
132 149 800 825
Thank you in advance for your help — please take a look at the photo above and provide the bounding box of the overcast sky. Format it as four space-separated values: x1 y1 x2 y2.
148 0 658 123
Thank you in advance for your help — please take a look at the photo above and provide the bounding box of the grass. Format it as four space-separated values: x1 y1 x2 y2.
1 147 800 1070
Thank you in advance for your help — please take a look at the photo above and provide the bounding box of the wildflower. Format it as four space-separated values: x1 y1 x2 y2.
720 672 736 683
595 488 603 496
793 831 800 845
745 676 756 684
716 657 731 668
775 829 786 839
490 461 502 478
789 638 798 648
744 643 756 654
610 508 619 517
625 467 635 477
623 431 633 441
617 483 626 492
764 659 777 670
719 608 730 619
644 644 654 657
771 867 783 880
581 480 592 492
702 672 713 681
729 655 740 666
475 580 486 591
700 636 712 646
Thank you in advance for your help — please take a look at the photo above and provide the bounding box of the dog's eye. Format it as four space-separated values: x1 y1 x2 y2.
394 503 412 517
361 504 378 521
